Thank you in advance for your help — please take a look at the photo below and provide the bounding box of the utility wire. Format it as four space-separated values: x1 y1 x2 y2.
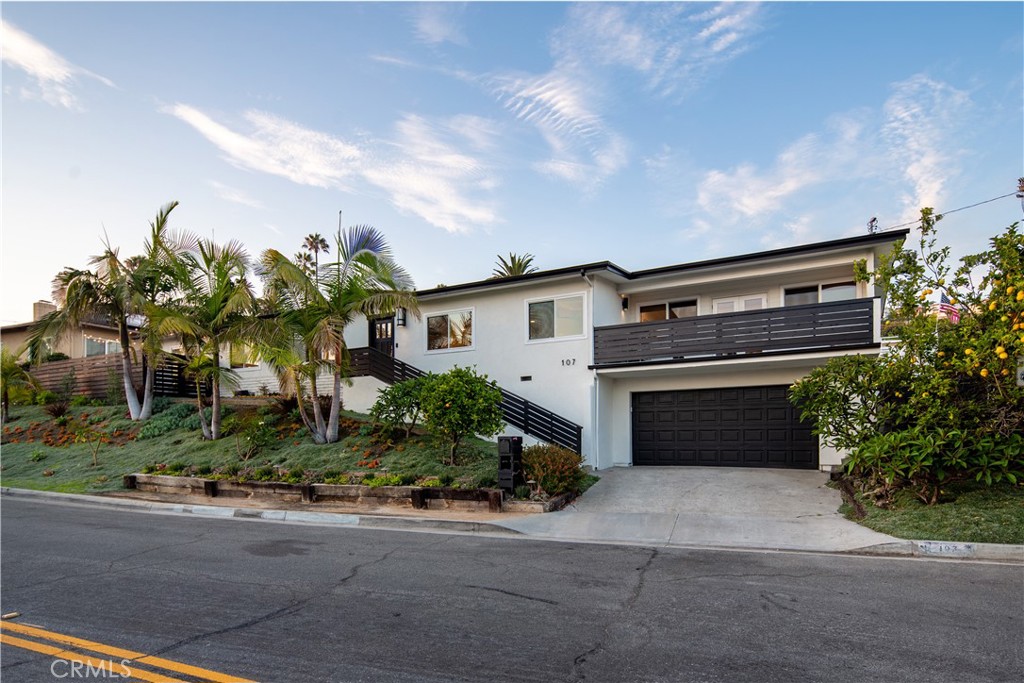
878 191 1019 232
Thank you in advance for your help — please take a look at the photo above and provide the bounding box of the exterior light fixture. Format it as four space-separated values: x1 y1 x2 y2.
396 308 407 327
621 297 629 310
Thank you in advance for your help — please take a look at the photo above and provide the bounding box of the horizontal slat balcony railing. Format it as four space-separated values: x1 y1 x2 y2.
347 347 583 453
593 298 877 368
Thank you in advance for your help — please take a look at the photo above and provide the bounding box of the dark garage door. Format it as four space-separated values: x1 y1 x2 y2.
632 386 817 469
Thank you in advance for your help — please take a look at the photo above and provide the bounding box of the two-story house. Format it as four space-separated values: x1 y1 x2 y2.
234 229 907 472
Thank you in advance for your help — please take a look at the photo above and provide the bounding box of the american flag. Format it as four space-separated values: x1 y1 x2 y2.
939 292 960 324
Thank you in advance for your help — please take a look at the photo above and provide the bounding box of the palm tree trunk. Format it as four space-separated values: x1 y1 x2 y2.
2 388 9 423
139 361 157 420
327 367 342 443
308 372 326 442
293 377 320 440
210 347 222 440
118 322 142 420
195 379 211 440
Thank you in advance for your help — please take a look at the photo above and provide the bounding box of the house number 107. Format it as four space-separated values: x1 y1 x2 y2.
561 358 576 366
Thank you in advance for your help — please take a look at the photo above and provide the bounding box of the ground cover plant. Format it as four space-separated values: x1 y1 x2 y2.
838 480 1024 544
0 399 508 495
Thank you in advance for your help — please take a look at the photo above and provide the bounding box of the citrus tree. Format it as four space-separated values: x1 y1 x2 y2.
791 211 1024 505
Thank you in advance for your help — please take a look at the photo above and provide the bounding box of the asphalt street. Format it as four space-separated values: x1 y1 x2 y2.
1 497 1021 682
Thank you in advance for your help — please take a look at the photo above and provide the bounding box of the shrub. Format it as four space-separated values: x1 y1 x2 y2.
233 418 276 461
45 400 70 420
365 473 404 488
371 376 430 438
136 403 195 439
513 485 532 500
522 444 585 496
35 390 58 406
791 214 1024 505
419 367 504 466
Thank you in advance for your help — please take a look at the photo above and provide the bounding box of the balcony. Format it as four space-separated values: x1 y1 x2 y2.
592 298 877 368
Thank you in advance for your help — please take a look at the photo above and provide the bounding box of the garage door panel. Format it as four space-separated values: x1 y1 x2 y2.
632 386 817 469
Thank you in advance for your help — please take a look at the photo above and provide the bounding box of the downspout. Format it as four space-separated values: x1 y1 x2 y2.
581 269 598 469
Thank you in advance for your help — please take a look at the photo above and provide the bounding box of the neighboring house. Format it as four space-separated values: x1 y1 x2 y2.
235 229 908 473
0 301 126 361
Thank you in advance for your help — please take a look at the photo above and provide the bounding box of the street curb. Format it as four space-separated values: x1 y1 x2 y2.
0 487 523 537
3 487 1020 561
845 539 1024 563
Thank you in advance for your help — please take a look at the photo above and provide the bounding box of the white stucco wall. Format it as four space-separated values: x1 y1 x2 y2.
397 277 599 464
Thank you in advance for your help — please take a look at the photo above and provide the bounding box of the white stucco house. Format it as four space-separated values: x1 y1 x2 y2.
232 229 908 472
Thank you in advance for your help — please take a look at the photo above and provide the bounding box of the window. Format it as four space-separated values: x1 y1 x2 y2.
427 309 473 351
230 342 258 368
821 281 857 302
640 299 697 322
712 294 767 314
785 281 857 306
85 337 120 357
528 294 584 341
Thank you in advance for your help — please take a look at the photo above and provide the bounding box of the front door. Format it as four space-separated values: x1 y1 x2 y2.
369 317 395 357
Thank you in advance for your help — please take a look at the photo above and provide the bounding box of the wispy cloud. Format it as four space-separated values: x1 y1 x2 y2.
551 3 764 98
362 114 497 232
479 3 763 192
208 180 265 209
0 19 114 109
882 74 971 221
675 74 972 252
169 105 497 233
412 3 467 46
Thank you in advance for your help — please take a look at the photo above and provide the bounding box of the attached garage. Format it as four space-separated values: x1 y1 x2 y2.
631 386 817 469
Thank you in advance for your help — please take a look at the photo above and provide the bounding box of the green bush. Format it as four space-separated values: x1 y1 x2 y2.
35 390 58 406
365 473 404 488
371 376 430 438
136 403 195 439
419 367 503 466
522 444 585 496
791 215 1024 505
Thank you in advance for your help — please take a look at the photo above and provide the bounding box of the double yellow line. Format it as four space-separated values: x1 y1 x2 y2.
0 619 256 682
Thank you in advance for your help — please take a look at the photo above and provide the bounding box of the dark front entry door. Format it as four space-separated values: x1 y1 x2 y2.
369 317 395 357
631 386 818 469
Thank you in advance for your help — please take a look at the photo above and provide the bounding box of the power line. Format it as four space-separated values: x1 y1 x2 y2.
878 191 1019 233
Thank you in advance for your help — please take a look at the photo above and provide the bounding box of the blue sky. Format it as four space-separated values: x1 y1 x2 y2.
2 1 1022 325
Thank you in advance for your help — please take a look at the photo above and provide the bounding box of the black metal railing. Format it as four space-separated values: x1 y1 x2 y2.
593 298 876 367
347 347 583 453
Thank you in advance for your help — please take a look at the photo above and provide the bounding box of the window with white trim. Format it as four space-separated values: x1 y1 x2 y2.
84 337 121 357
527 293 585 341
427 309 474 351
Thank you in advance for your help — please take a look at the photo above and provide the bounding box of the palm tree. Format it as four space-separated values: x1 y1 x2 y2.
303 233 330 274
28 202 192 421
492 252 538 278
1 346 37 422
260 225 418 443
293 251 315 278
176 238 256 439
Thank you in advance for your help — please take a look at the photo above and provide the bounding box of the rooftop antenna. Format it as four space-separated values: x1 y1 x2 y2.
867 217 878 234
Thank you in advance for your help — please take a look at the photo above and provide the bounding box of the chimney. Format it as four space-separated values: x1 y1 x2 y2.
32 301 56 321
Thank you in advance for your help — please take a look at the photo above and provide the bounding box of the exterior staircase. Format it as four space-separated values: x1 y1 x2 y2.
347 347 583 453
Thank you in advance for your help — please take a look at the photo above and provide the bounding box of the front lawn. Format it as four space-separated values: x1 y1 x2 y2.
840 481 1024 545
0 400 503 495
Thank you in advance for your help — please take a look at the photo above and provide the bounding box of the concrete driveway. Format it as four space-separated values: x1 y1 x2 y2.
494 466 900 553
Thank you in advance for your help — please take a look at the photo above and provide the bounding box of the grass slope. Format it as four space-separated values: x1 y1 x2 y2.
840 482 1024 545
1 401 500 494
